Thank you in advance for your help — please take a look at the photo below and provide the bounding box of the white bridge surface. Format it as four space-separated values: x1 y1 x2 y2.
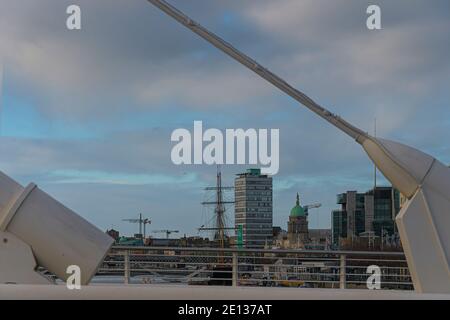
0 284 449 300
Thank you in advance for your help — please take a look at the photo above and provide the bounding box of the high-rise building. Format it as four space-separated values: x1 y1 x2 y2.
235 168 273 248
332 191 366 245
332 186 401 248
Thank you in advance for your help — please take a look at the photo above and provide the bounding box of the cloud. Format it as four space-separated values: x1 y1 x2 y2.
245 0 450 100
0 0 449 234
47 169 199 186
0 0 271 119
134 64 270 108
1 0 449 122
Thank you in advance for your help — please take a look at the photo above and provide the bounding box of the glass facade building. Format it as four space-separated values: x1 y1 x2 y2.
370 187 401 237
331 187 401 247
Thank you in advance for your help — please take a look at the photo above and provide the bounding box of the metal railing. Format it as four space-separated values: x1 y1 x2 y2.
96 246 413 290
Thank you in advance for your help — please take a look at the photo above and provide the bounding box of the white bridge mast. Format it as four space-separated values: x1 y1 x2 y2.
147 0 450 293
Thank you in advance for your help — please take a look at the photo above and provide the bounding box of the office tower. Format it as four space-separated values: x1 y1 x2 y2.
332 186 400 247
235 169 273 248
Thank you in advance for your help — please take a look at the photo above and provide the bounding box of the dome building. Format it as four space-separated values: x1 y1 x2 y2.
287 193 309 247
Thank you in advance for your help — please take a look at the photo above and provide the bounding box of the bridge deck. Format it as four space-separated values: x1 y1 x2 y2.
1 284 449 300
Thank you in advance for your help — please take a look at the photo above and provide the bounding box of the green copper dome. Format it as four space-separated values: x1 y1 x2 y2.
290 193 306 217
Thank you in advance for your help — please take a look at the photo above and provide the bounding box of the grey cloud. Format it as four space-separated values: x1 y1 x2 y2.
1 0 449 122
0 0 449 234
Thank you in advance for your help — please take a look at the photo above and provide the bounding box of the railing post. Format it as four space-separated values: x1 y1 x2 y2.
124 250 130 284
340 254 346 289
232 252 238 287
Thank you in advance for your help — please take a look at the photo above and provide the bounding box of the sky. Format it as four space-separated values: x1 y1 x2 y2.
0 0 449 237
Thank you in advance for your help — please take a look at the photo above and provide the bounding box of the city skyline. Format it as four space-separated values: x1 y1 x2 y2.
1 0 450 236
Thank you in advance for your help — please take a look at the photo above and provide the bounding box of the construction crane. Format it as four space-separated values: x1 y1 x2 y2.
304 203 322 230
152 230 179 239
303 203 322 216
122 213 151 238
147 0 450 293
